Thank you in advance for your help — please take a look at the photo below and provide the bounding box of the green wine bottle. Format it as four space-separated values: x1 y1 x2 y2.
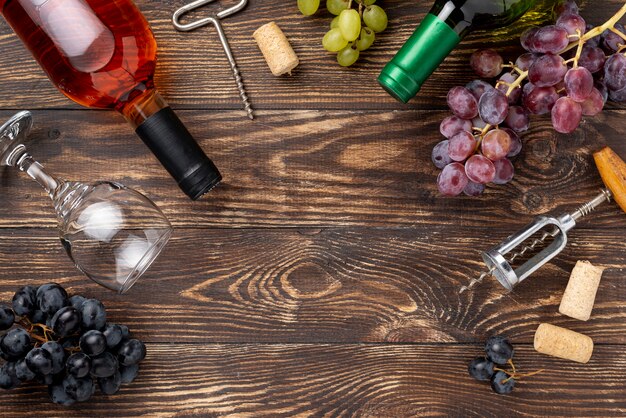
378 0 559 103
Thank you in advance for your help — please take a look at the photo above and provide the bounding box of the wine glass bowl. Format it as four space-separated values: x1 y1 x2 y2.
0 111 173 293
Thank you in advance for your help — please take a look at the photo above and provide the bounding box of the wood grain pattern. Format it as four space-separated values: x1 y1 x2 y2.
2 344 626 416
0 0 623 111
0 109 624 229
0 227 623 344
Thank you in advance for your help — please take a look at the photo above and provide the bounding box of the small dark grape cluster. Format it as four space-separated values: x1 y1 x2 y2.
469 335 541 395
0 283 146 406
434 0 626 196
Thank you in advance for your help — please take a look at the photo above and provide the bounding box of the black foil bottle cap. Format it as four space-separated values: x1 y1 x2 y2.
135 107 222 200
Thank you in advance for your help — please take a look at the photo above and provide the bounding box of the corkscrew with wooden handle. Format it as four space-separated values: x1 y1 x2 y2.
460 147 626 293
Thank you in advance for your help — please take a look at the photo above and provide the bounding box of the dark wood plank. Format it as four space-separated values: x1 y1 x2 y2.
0 109 624 229
2 344 625 416
0 0 624 110
0 227 623 344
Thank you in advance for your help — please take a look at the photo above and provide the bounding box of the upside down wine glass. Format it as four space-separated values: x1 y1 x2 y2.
0 111 172 293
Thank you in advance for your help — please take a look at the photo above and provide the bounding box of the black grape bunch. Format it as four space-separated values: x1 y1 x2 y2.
0 283 146 406
433 0 626 196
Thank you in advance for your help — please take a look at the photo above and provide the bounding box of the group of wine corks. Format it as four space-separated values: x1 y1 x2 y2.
253 22 299 76
533 260 605 363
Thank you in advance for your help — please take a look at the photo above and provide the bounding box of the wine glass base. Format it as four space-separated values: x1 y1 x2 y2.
0 111 33 166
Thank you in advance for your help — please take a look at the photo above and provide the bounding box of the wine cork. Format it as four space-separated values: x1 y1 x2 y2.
559 260 605 321
534 323 593 364
253 22 299 76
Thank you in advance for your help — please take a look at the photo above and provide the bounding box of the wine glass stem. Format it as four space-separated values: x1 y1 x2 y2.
16 153 60 197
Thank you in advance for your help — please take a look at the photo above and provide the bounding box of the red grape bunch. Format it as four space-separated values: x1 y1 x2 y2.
434 0 626 196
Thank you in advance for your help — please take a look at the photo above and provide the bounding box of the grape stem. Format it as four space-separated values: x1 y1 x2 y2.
558 3 626 55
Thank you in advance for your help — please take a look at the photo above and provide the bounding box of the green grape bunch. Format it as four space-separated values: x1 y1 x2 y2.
297 0 388 67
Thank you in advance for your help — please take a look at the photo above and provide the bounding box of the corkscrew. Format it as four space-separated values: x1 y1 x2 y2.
173 0 254 120
460 147 626 294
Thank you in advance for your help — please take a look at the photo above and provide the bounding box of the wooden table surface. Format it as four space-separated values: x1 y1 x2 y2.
1 0 625 416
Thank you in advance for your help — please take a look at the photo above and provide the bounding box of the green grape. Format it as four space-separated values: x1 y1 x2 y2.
326 0 349 16
322 28 349 52
298 0 320 15
355 27 375 51
363 5 388 32
338 9 361 42
362 0 376 5
337 44 360 67
330 16 340 29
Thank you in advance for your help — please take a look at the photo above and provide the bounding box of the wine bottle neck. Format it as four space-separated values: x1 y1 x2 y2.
120 88 169 129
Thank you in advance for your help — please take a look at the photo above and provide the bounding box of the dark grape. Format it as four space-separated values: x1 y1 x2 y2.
80 299 106 331
120 364 139 384
481 129 511 161
604 53 626 91
472 116 487 130
602 23 625 52
595 81 608 103
466 79 495 102
503 128 522 158
437 163 469 197
80 330 107 356
581 88 605 115
116 339 146 366
119 325 130 339
98 370 122 396
29 310 47 325
66 352 92 378
26 348 54 375
556 13 585 36
496 72 521 104
1 328 32 360
49 382 75 406
552 96 582 133
42 341 66 374
608 84 626 102
447 86 478 119
521 27 539 52
523 85 559 114
465 155 496 184
36 283 68 316
485 335 514 365
529 53 567 87
515 53 538 71
440 115 472 139
578 45 606 74
532 25 569 54
491 371 515 394
69 295 86 311
555 0 578 16
468 357 495 381
504 106 530 132
103 324 124 349
448 131 476 162
51 306 81 337
90 352 119 378
463 181 485 197
0 362 19 389
470 49 503 78
478 89 509 125
564 67 594 102
432 140 453 169
12 285 37 317
0 304 15 330
15 358 36 381
492 159 515 185
63 375 94 402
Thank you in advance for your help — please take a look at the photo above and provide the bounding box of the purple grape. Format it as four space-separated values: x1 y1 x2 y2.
432 140 453 169
448 131 477 162
604 53 626 91
492 158 515 185
437 163 469 196
580 88 605 116
551 96 582 133
465 155 496 184
532 25 570 54
463 181 485 196
529 54 568 87
595 80 608 103
481 129 511 161
602 23 625 52
503 128 523 157
504 105 530 132
466 79 495 102
556 13 585 36
523 85 559 114
521 27 539 52
515 53 538 71
470 49 504 78
564 67 594 102
496 72 522 104
578 45 606 74
478 90 509 125
608 84 626 102
555 0 578 16
447 86 478 119
440 115 472 139
472 116 487 130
